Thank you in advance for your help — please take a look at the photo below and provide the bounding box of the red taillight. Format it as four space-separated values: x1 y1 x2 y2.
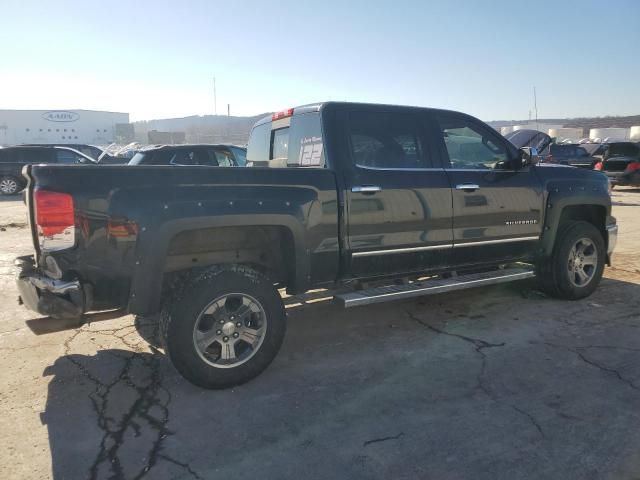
624 162 640 173
594 161 603 171
271 108 294 121
107 219 139 238
34 190 75 250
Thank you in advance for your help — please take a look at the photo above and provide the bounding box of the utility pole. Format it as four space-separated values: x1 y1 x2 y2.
533 86 539 131
227 104 230 117
213 77 217 115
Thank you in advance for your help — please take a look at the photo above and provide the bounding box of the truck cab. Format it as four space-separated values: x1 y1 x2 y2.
248 103 547 280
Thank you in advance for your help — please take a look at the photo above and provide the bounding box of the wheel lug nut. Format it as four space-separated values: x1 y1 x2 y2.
219 320 224 324
230 315 235 320
223 336 229 342
236 322 242 328
233 332 239 338
216 330 222 335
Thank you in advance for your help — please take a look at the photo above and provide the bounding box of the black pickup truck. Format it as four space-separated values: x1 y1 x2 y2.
16 102 617 389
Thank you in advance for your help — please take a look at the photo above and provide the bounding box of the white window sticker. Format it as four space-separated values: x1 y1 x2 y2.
299 137 323 166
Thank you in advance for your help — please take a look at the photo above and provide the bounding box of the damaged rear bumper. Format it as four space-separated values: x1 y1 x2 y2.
15 256 88 319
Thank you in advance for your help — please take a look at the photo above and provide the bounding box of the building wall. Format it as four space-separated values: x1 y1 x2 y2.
0 110 130 146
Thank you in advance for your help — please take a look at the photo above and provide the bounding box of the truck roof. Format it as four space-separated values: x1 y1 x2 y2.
253 101 463 128
138 143 246 152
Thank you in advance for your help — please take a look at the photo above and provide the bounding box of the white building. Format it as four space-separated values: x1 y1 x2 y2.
548 128 584 142
512 122 563 133
589 128 629 142
0 109 129 146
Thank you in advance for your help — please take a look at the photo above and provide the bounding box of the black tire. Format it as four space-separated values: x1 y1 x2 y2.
0 176 24 195
160 264 286 389
537 221 605 300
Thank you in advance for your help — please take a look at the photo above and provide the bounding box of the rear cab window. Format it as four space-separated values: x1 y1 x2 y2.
246 110 325 168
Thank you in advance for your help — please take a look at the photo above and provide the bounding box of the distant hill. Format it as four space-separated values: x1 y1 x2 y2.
133 112 640 145
133 113 268 145
489 115 640 132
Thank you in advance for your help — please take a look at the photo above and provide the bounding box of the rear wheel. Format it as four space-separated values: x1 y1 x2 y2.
0 176 22 195
537 221 605 300
160 265 286 389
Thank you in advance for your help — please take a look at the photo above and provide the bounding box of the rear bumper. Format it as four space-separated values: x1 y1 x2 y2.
615 171 640 187
15 256 86 319
606 223 618 265
604 171 625 184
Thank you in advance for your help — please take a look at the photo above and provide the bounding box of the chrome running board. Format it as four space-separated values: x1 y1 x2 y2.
334 268 535 308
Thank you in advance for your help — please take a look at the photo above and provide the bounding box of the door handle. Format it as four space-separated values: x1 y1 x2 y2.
455 183 480 191
351 185 382 193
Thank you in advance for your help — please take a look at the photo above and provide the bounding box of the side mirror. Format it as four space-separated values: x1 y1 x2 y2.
520 147 541 167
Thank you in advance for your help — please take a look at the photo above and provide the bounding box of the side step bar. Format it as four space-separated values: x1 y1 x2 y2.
334 268 535 308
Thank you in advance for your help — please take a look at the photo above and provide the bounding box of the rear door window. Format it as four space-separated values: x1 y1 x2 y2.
347 111 429 169
229 147 247 166
56 149 86 164
207 148 235 167
168 149 207 165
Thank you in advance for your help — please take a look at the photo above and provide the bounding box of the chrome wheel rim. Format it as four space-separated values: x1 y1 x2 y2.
567 237 598 287
192 293 267 368
0 178 18 194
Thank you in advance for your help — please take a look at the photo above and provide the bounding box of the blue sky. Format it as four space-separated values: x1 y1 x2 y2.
0 0 638 121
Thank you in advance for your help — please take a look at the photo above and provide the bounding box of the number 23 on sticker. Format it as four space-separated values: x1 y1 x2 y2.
299 143 323 166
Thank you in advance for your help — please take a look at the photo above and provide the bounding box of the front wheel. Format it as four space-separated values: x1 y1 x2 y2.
160 265 286 389
0 176 23 195
537 221 606 300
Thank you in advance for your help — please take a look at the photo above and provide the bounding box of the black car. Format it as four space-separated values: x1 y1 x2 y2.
128 144 247 167
0 145 95 195
545 144 598 169
21 143 114 162
594 142 640 185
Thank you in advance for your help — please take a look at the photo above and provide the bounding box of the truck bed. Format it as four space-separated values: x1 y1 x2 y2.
25 164 340 313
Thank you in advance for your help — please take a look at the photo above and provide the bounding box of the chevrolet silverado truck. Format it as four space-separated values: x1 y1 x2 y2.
16 102 618 389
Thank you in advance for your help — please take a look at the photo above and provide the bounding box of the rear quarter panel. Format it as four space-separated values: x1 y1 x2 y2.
28 165 339 313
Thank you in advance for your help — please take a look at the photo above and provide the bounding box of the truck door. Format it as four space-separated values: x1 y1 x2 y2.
340 107 453 278
431 111 544 267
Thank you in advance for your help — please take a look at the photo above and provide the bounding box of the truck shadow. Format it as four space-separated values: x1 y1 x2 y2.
40 276 640 479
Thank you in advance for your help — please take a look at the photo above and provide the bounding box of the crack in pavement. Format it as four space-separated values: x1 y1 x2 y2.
58 323 203 480
363 432 404 447
405 309 504 396
157 454 204 479
542 342 640 392
511 406 545 438
406 310 545 440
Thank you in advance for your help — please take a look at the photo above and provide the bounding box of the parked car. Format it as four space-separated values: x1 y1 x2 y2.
544 144 599 169
504 129 552 153
128 144 247 167
0 145 95 195
20 143 121 163
15 101 616 389
593 142 640 185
